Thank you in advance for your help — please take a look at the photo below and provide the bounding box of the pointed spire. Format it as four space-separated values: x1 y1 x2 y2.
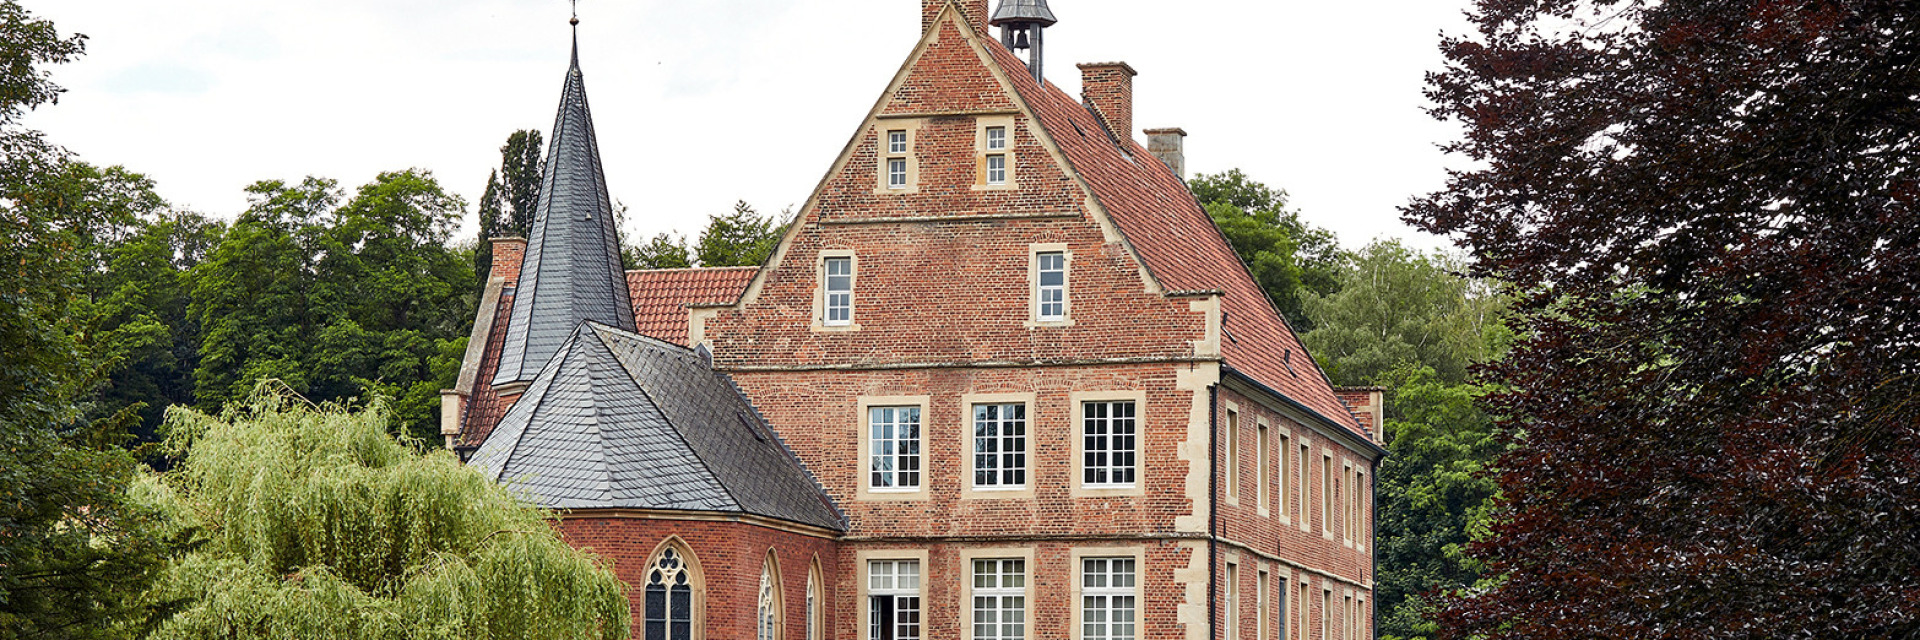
491 16 636 389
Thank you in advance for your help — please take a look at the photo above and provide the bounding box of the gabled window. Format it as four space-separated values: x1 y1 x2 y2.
1082 400 1137 487
824 257 854 327
971 558 1026 640
869 406 922 490
1081 558 1137 640
973 403 1028 489
869 560 922 640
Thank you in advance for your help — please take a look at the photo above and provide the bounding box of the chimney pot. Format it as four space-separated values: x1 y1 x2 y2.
489 236 528 284
924 0 990 36
1077 62 1138 145
1144 128 1188 179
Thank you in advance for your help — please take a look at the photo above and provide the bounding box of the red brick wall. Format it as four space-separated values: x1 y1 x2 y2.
490 237 527 283
727 365 1202 539
922 0 988 36
1215 385 1374 640
555 515 840 640
1078 63 1137 142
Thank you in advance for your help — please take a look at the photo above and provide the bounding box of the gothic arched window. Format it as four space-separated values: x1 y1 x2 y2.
758 554 783 640
645 545 698 640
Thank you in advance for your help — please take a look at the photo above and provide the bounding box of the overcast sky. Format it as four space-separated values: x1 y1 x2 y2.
25 0 1473 251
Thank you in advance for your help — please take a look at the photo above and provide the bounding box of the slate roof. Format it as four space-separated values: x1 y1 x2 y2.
470 322 845 531
978 40 1369 440
627 267 758 346
492 36 637 387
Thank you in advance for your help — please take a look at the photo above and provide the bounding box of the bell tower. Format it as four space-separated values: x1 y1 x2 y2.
990 0 1058 84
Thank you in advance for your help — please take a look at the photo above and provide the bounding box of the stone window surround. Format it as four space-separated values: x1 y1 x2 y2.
960 392 1040 500
812 250 862 332
960 547 1035 640
642 537 707 640
972 116 1018 191
1071 390 1148 498
1070 546 1145 640
1026 244 1074 327
856 395 931 501
859 549 931 640
875 120 925 194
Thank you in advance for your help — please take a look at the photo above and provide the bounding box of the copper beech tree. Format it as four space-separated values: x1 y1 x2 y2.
1408 1 1919 638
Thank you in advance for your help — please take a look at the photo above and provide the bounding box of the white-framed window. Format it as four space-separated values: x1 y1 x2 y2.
971 558 1027 640
824 257 854 327
643 546 697 640
1036 251 1066 321
1226 562 1239 640
888 130 908 154
1081 557 1137 640
869 560 922 640
973 403 1028 488
986 154 1007 185
1082 400 1138 487
887 158 908 189
986 126 1007 150
759 560 780 640
869 406 922 490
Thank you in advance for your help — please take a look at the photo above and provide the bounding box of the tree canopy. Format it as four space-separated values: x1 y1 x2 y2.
1189 169 1342 330
1409 0 1920 637
145 389 630 640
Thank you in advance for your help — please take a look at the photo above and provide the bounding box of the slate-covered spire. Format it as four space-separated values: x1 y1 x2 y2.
492 23 636 388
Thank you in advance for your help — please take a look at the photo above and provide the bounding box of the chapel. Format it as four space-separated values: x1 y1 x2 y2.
441 2 1385 639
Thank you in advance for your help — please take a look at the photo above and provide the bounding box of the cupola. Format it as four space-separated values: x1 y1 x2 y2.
991 0 1058 84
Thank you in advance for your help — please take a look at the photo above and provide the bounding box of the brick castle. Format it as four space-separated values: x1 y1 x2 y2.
440 2 1384 640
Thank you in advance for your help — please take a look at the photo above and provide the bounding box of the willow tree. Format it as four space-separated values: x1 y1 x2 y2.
146 388 629 640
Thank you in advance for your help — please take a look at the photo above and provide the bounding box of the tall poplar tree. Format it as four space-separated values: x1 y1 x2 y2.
1409 1 1920 637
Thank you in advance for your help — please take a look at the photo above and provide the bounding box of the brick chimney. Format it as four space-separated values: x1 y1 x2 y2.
1078 62 1138 144
490 236 527 285
1145 128 1187 179
924 0 989 35
1335 387 1388 443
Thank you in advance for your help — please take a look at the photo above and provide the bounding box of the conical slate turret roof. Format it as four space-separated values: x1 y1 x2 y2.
470 323 844 532
492 34 636 387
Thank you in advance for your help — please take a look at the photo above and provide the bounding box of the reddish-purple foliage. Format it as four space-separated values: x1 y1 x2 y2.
1407 1 1920 638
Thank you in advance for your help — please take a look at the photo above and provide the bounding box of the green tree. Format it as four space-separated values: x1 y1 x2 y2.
1301 240 1511 640
694 200 782 267
500 130 543 236
0 2 186 635
145 388 630 639
1189 169 1342 330
628 232 693 269
472 169 504 281
1302 241 1508 386
191 171 476 441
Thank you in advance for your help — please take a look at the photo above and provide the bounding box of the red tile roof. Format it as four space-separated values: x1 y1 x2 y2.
982 44 1368 440
627 267 759 346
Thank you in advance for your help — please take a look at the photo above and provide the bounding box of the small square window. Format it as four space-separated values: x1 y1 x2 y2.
986 126 1007 150
888 158 908 189
888 130 908 154
986 155 1007 186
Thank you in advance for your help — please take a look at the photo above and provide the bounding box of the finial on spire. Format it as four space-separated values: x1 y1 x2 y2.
569 0 579 25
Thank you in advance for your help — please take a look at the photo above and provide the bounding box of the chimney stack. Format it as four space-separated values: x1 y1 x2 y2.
1078 62 1138 144
490 236 528 284
1145 128 1187 179
925 0 990 36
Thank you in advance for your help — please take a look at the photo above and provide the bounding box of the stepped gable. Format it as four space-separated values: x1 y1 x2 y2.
977 41 1365 437
627 267 758 346
492 37 636 387
470 322 843 531
457 287 518 448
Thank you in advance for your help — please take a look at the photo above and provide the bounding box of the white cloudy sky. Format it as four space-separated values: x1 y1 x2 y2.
24 0 1474 250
